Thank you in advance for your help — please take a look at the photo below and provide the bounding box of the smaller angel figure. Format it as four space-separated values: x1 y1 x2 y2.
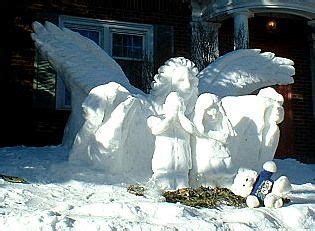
257 87 285 163
147 92 195 190
191 93 236 187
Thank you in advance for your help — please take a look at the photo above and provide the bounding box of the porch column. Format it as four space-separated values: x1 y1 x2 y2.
308 20 315 120
233 10 253 50
191 20 221 71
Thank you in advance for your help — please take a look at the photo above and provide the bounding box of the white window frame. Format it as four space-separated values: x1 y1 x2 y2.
57 15 154 110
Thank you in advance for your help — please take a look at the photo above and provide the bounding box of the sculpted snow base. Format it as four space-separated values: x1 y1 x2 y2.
31 21 295 190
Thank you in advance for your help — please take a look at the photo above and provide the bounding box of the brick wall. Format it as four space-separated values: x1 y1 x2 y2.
2 0 192 146
219 15 315 163
21 0 192 59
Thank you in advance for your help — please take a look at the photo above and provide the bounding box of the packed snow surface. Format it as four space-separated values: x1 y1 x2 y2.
0 145 314 230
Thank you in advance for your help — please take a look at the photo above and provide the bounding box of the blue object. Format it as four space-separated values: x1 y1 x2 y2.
251 169 274 203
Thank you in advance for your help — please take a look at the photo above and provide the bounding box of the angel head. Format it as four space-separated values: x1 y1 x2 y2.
150 57 199 115
197 93 221 120
193 93 223 133
258 87 284 105
258 87 284 124
163 92 186 115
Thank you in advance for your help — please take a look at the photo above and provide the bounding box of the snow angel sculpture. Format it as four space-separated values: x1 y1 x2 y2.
257 87 285 163
149 57 199 116
147 92 195 190
220 87 285 172
31 22 295 184
191 93 236 187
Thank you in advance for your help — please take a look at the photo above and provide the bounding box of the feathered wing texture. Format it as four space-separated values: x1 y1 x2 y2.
198 49 295 97
31 21 143 95
31 21 145 148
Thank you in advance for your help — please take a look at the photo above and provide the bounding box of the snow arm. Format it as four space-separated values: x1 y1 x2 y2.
178 112 196 135
147 115 174 135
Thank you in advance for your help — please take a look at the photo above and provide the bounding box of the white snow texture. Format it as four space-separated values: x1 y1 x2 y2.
0 19 312 231
31 21 296 191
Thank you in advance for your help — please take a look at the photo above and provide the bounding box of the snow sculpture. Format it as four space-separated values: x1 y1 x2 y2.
31 21 143 149
190 93 236 187
69 83 155 179
231 161 292 208
69 82 132 164
68 57 198 180
221 87 285 172
147 92 195 190
257 88 285 163
198 49 295 97
149 57 199 116
31 21 295 185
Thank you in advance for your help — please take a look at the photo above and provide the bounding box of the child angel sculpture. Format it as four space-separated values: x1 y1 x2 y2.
147 92 195 190
191 93 236 187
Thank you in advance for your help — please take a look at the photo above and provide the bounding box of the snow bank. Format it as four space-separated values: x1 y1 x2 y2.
0 146 314 230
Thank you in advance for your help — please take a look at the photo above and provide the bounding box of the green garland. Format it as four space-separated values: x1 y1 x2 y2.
0 174 28 183
128 184 246 209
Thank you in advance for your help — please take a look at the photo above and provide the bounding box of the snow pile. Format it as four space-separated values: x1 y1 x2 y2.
0 146 314 230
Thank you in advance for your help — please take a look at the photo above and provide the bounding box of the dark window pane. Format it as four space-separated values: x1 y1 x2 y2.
116 59 143 89
112 33 143 59
71 28 100 45
115 56 153 93
133 36 142 47
64 88 71 106
126 35 132 48
112 33 123 57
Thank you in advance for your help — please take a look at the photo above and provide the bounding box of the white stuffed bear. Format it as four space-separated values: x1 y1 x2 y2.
231 161 292 208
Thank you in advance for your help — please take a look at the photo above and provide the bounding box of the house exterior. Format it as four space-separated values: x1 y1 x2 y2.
2 0 314 162
191 0 315 162
3 0 191 146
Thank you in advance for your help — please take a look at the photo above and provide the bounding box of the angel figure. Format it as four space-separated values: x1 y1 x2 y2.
257 87 285 163
190 93 236 187
149 57 199 116
147 92 195 190
31 21 295 182
220 87 285 172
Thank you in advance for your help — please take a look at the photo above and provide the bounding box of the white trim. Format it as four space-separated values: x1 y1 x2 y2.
201 1 315 21
59 15 154 55
59 16 106 48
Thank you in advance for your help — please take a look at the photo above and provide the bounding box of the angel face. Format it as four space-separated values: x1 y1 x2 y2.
170 66 198 96
206 105 220 121
270 104 284 124
151 57 199 115
171 67 192 91
158 58 198 99
163 92 185 114
196 93 221 121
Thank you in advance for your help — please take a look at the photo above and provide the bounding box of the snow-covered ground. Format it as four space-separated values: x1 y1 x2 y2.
0 145 314 230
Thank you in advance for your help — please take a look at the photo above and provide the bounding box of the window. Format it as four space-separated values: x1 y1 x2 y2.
54 15 153 110
109 26 153 91
112 33 143 59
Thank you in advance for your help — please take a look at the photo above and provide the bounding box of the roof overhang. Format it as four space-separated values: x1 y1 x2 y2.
191 0 315 21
